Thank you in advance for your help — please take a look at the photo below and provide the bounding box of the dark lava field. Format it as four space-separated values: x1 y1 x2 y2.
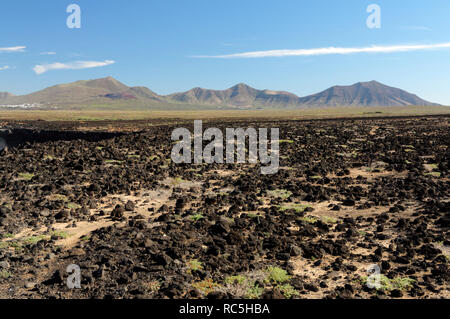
0 116 448 299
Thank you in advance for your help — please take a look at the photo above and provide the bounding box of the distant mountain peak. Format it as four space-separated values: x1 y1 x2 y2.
82 76 121 84
360 80 388 87
0 92 15 100
229 83 256 94
1 77 163 106
298 81 439 107
1 78 440 109
230 83 256 91
361 80 380 84
169 83 299 108
232 82 251 88
91 75 119 82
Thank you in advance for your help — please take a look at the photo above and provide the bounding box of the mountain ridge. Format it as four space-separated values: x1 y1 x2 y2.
297 81 437 107
0 92 15 100
167 83 301 108
1 77 440 109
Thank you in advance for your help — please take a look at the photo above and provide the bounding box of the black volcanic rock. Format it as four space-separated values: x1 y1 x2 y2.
0 116 448 299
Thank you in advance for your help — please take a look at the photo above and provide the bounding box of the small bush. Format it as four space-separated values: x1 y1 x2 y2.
298 216 318 224
105 160 123 164
360 275 416 291
51 231 70 239
222 274 264 299
277 284 299 299
23 235 47 245
425 172 441 177
192 278 221 295
147 280 161 292
67 202 81 210
187 259 203 272
278 204 310 213
278 140 294 144
246 284 264 299
18 173 34 181
225 275 246 285
391 277 416 291
267 189 292 200
47 194 69 202
321 216 338 224
190 214 204 221
265 266 291 283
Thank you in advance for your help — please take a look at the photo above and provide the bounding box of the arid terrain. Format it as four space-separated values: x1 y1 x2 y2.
0 77 441 110
0 114 448 299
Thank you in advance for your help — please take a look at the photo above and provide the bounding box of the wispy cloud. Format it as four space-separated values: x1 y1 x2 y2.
194 42 450 59
0 65 10 71
0 46 26 53
40 51 56 55
401 26 432 31
33 60 115 75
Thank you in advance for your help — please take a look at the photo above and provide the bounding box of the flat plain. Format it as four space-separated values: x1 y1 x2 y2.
1 106 450 122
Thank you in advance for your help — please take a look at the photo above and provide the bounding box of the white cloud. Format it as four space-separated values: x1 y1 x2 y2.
0 46 26 53
401 26 432 31
194 42 450 59
0 66 10 71
40 51 56 55
33 60 116 75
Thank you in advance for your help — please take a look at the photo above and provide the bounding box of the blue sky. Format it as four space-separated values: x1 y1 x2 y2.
1 0 450 104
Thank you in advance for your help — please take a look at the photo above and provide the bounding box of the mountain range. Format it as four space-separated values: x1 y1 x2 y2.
0 92 15 100
0 77 440 109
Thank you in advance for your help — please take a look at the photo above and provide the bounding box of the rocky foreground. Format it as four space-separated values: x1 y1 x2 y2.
0 116 448 299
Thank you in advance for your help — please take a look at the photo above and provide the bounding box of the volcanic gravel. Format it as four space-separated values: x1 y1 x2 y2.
0 116 448 299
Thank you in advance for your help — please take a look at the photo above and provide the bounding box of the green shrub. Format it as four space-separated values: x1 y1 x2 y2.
265 266 291 283
277 284 299 299
187 259 203 272
267 189 292 200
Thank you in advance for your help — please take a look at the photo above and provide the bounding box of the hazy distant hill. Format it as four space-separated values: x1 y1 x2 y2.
1 77 440 109
297 81 438 107
0 92 15 100
167 83 300 108
2 77 165 107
